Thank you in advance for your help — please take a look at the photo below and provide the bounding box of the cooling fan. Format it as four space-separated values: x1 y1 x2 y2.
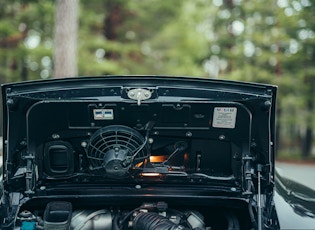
86 125 149 178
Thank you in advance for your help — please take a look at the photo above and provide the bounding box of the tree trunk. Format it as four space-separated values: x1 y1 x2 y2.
302 127 313 159
302 76 314 159
53 0 79 78
302 99 314 159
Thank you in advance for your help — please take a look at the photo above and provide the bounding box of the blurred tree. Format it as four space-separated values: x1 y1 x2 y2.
278 0 315 158
0 1 27 83
53 0 78 78
196 0 315 158
0 0 55 82
0 0 314 158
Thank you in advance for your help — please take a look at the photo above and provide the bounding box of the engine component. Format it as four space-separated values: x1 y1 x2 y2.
70 209 112 230
21 221 36 230
132 212 190 230
15 201 246 230
86 125 149 178
19 210 36 230
186 211 205 229
44 141 74 176
43 201 72 230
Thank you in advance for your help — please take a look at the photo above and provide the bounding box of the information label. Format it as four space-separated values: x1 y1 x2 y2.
212 107 237 129
93 109 114 120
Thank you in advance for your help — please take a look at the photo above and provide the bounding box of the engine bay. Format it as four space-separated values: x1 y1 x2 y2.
9 101 254 229
16 200 252 230
8 101 254 229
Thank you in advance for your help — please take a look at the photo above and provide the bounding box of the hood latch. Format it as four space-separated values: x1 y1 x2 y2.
127 88 152 106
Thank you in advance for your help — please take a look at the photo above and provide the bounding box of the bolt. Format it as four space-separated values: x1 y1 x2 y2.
81 141 87 148
219 135 225 140
20 141 27 146
7 99 14 106
52 134 60 139
186 131 192 137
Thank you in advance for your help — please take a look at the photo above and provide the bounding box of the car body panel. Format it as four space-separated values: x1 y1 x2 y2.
274 165 315 229
0 76 283 229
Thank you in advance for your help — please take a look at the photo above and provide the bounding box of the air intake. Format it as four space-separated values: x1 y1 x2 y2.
44 141 74 176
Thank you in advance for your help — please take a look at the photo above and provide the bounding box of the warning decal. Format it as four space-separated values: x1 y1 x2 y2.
212 107 237 129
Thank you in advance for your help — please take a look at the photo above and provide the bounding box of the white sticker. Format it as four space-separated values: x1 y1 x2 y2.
212 107 237 129
93 109 114 120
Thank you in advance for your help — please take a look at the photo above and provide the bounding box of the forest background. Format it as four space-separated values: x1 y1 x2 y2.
0 0 314 161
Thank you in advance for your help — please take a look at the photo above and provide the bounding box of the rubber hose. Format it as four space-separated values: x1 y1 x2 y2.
133 212 190 230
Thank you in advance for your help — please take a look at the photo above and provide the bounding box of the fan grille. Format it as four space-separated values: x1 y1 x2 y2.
86 125 148 174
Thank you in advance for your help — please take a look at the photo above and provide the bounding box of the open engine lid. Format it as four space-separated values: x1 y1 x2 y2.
1 76 277 198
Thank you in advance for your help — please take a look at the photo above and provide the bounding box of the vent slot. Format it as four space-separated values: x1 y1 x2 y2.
44 141 74 176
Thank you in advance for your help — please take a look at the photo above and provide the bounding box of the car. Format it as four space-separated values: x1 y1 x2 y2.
274 165 315 229
0 75 309 229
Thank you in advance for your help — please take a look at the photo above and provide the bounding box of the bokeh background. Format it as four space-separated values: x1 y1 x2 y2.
0 0 314 161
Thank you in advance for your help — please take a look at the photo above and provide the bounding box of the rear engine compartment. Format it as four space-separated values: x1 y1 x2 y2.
16 199 252 230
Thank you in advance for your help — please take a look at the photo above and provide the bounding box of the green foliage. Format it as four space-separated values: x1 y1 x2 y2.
0 21 17 37
0 0 315 156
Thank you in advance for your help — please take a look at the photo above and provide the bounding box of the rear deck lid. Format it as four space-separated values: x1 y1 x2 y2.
1 76 277 197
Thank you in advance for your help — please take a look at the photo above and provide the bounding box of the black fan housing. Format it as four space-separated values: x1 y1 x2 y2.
86 125 149 178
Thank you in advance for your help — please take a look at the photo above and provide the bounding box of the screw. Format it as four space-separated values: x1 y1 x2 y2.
52 134 60 139
186 132 192 137
219 135 225 140
81 141 87 148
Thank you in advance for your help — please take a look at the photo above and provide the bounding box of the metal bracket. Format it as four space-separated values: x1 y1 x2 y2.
242 155 254 196
127 88 152 106
257 164 263 230
24 153 35 195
